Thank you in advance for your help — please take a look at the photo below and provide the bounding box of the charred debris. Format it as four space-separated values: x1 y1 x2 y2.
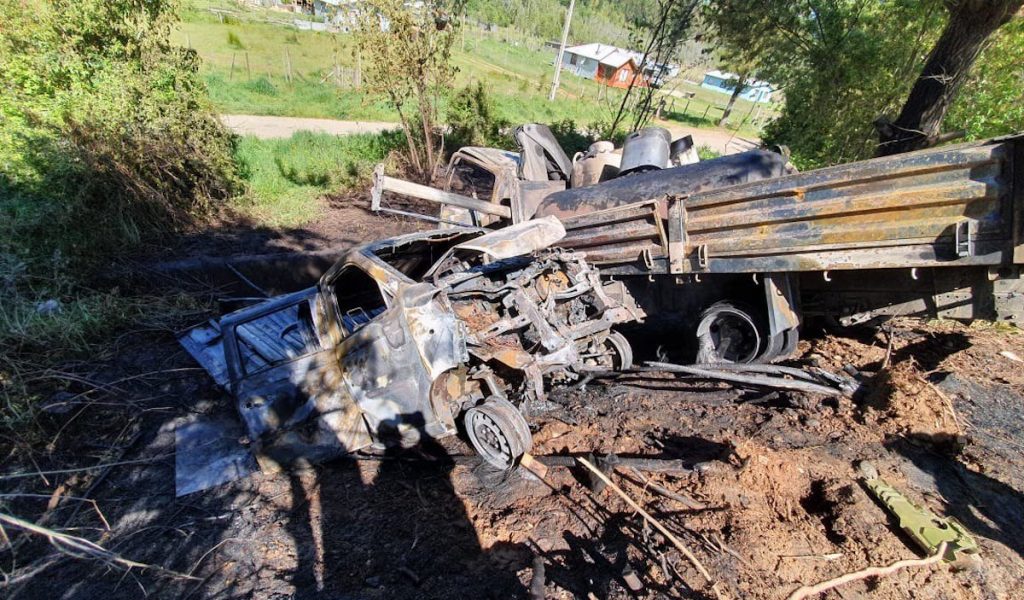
178 123 1023 492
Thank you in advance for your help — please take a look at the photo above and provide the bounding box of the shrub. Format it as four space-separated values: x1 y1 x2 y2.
549 119 593 155
227 30 245 49
446 82 512 150
697 145 722 160
0 0 240 266
247 76 279 96
547 119 627 156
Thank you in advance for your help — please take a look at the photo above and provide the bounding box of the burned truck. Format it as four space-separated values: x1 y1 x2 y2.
373 125 1024 365
180 218 643 482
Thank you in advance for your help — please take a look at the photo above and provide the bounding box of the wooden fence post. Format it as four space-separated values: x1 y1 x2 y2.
354 47 362 88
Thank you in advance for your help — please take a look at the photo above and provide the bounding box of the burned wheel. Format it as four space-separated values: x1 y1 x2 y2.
465 397 532 469
591 331 633 370
695 302 762 364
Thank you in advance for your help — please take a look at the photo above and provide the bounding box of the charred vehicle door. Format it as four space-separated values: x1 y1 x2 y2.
318 261 465 448
221 290 371 461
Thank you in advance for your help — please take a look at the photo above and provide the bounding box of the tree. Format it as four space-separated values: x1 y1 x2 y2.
0 0 239 261
608 0 699 134
703 0 948 168
876 0 1024 155
716 68 750 127
945 16 1024 139
355 0 463 181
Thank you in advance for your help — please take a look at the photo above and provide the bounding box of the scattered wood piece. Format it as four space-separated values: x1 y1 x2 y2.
712 533 750 567
0 453 173 481
398 566 420 585
621 467 707 510
784 542 948 600
999 350 1023 363
577 457 722 598
520 453 549 480
779 552 844 561
913 375 963 434
881 325 895 370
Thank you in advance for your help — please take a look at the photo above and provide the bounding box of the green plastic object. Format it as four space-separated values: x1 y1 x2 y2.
858 461 980 567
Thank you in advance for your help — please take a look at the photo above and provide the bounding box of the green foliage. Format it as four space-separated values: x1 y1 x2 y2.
946 17 1024 140
0 0 240 265
696 145 721 160
549 119 594 155
546 119 626 155
227 30 245 49
447 82 512 149
706 0 949 169
246 76 280 96
233 131 405 226
706 0 1024 168
355 0 465 178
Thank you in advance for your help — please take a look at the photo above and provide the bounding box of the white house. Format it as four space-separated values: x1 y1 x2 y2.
700 70 775 103
559 43 679 88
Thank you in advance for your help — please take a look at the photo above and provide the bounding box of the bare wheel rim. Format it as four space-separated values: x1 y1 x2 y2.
696 304 761 363
465 397 532 469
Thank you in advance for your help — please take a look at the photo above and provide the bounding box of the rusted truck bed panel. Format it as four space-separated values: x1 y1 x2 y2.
561 136 1023 276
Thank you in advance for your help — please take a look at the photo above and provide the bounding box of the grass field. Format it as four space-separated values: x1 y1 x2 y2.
232 130 404 226
174 3 770 136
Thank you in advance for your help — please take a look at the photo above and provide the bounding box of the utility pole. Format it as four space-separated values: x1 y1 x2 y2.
548 0 576 101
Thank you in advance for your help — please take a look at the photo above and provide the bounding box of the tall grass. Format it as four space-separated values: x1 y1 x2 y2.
232 130 404 226
0 252 200 431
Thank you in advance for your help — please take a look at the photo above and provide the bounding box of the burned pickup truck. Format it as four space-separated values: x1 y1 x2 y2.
373 125 1024 365
179 218 643 486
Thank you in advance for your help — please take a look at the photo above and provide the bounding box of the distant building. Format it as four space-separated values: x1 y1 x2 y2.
701 70 774 103
559 43 677 89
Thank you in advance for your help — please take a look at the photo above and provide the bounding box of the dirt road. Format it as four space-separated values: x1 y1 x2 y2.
222 114 758 155
221 114 399 139
658 120 759 155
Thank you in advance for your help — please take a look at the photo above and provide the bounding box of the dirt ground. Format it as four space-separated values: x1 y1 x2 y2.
2 200 1023 600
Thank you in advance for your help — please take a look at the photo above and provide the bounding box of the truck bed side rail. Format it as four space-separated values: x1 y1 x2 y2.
556 200 669 270
668 136 1023 274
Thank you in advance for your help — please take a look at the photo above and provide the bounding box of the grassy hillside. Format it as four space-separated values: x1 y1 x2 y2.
174 3 768 136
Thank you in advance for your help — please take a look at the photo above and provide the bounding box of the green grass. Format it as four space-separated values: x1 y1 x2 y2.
0 250 201 432
232 130 404 226
174 12 769 138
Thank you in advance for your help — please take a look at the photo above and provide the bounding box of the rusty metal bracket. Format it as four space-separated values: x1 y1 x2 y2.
954 219 975 258
667 196 688 273
697 244 709 270
642 247 655 271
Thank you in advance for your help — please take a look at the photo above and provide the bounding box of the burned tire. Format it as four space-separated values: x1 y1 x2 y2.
762 328 801 362
465 397 532 469
695 302 762 364
600 331 634 370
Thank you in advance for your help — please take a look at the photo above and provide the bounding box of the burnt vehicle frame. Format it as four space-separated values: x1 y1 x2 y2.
179 219 643 491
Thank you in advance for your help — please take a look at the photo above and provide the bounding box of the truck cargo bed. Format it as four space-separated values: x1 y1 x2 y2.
559 135 1024 277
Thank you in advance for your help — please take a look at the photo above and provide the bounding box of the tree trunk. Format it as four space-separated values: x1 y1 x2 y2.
417 87 436 182
717 70 748 127
876 0 1023 156
393 102 422 176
